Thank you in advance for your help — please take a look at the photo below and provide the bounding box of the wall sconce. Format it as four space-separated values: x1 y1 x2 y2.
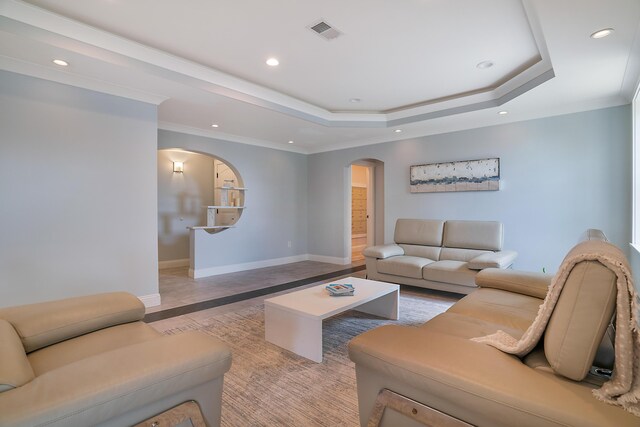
173 161 184 173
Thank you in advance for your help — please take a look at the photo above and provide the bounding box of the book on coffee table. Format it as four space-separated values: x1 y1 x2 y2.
326 283 355 296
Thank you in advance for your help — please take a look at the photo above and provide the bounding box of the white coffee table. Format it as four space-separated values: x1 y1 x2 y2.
264 277 399 362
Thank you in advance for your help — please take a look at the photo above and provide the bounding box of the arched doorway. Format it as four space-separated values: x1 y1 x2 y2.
348 159 384 263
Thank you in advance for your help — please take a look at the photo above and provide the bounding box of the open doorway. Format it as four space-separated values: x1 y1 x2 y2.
351 165 369 261
350 160 383 262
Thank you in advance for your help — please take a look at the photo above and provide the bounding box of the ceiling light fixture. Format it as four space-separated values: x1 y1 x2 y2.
349 98 361 103
52 59 68 67
476 60 494 69
211 124 219 128
288 140 294 144
590 28 614 39
394 129 402 133
266 58 279 66
498 111 508 115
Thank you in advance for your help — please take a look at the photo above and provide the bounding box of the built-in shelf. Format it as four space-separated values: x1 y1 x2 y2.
208 185 247 229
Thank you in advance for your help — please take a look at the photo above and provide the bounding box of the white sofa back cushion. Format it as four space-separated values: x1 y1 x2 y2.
394 219 445 246
443 220 503 251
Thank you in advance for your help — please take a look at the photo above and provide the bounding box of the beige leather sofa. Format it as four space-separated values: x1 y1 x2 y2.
364 219 517 294
349 230 638 427
0 292 232 427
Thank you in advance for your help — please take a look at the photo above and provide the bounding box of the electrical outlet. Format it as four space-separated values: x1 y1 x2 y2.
287 241 292 248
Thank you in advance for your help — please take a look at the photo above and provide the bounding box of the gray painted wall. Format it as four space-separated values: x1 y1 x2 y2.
158 130 308 268
0 71 159 307
158 150 215 262
308 106 632 273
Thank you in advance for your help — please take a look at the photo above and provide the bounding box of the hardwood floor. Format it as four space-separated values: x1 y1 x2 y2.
148 260 366 317
149 259 461 336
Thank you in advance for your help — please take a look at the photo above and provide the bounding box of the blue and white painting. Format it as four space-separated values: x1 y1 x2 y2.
410 158 500 193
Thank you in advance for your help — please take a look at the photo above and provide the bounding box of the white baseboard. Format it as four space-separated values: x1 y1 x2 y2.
308 254 351 265
158 258 189 269
189 254 310 279
188 253 353 279
138 293 161 308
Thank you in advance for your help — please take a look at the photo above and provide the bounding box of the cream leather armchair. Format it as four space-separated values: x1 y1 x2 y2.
0 292 232 427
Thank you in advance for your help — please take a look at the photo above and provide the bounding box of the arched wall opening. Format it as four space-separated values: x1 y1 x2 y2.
157 148 245 267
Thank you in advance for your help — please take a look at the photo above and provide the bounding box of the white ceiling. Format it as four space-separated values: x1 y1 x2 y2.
1 0 639 153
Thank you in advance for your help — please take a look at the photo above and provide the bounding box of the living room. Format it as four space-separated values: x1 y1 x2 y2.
1 0 640 426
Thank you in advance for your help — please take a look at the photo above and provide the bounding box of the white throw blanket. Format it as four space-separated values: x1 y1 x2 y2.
472 240 640 417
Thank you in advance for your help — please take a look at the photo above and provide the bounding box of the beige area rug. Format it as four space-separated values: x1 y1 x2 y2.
160 291 455 427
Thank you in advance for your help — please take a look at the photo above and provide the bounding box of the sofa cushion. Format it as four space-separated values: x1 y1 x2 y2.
0 319 34 393
423 260 477 287
377 256 434 279
363 244 404 259
27 321 161 376
448 288 542 333
0 292 145 353
398 244 441 260
476 269 552 299
439 247 491 262
394 219 445 246
544 259 617 381
468 250 518 270
443 220 503 251
420 312 526 340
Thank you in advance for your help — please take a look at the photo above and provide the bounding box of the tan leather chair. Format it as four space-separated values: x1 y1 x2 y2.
0 292 232 427
349 230 638 426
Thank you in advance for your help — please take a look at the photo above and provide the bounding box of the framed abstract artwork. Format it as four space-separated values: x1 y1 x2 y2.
410 158 500 193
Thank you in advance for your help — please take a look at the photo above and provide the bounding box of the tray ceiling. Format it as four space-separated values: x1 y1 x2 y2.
0 0 638 152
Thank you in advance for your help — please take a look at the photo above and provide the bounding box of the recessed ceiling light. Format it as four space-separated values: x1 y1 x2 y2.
266 58 280 66
498 111 508 115
211 124 219 128
52 59 68 67
394 129 402 133
590 28 614 39
349 98 361 103
288 140 294 144
476 60 494 69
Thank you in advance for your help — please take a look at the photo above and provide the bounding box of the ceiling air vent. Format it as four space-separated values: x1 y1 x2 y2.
308 20 341 40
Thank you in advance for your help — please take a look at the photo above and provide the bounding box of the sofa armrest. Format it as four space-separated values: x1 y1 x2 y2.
467 250 518 270
475 268 552 299
363 244 404 259
0 292 145 353
348 325 632 427
0 331 232 427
